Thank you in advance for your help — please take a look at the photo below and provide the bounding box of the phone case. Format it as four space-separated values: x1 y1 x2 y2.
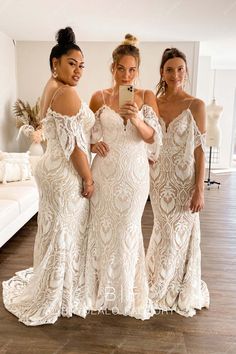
119 85 134 107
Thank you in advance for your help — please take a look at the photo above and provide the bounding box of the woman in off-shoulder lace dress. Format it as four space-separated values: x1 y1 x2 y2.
85 34 162 320
2 27 95 326
146 48 210 317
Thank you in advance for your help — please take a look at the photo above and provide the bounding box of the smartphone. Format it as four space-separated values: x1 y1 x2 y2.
119 85 134 107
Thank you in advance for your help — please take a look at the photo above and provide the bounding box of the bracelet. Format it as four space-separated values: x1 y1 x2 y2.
83 180 94 186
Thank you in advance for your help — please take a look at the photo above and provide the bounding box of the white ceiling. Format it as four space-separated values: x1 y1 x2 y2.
1 0 236 67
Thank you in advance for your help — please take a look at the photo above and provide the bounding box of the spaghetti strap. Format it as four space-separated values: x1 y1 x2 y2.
143 90 146 103
188 98 195 110
49 85 67 108
101 90 106 105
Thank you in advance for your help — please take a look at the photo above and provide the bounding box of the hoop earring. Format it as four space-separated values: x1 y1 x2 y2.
52 68 58 79
162 79 167 94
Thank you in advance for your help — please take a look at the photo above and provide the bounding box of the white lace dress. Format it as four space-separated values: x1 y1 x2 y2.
2 103 95 326
85 104 162 320
146 109 210 317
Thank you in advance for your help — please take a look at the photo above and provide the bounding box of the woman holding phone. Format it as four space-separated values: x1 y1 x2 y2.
85 34 162 320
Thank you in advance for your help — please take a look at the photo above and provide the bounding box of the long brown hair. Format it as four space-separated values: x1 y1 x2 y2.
156 48 188 97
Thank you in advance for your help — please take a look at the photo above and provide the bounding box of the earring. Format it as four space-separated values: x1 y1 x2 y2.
52 68 58 79
161 78 166 93
182 76 187 89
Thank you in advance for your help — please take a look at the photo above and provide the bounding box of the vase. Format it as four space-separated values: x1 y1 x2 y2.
29 142 44 156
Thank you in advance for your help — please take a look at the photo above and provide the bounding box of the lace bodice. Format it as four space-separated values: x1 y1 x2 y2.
91 104 162 159
159 109 206 162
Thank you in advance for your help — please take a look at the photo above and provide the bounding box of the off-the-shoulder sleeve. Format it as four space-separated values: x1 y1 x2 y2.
183 117 206 162
90 108 103 144
194 122 206 153
54 115 87 160
142 105 163 162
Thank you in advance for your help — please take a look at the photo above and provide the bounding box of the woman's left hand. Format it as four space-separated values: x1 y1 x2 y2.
119 102 140 126
82 180 94 199
190 189 204 213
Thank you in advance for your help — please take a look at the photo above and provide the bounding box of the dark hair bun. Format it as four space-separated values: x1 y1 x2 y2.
163 48 171 53
56 27 76 47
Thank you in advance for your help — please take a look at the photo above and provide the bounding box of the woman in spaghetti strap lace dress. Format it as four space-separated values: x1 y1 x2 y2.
2 27 95 326
146 48 210 317
85 34 162 320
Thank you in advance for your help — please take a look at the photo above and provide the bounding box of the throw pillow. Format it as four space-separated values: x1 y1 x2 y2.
0 151 32 184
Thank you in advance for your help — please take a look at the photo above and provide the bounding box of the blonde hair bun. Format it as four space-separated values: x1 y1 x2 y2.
122 34 138 47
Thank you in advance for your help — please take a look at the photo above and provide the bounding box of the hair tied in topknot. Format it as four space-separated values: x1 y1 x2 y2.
122 33 139 47
56 27 76 47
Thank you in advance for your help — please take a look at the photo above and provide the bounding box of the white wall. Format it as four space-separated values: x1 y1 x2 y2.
197 56 236 168
0 32 17 152
215 70 236 168
16 41 199 105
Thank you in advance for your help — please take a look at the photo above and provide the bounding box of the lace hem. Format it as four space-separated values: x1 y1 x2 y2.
151 280 210 317
2 267 88 326
85 296 155 321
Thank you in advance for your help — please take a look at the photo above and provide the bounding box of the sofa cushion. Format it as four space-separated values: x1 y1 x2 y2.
0 177 39 248
1 178 37 188
0 200 20 230
0 186 38 213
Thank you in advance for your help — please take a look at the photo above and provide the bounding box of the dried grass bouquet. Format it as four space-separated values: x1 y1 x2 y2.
13 98 43 143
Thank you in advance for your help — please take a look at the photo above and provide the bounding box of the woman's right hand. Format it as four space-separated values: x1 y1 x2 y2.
82 180 94 199
148 159 156 166
91 141 109 157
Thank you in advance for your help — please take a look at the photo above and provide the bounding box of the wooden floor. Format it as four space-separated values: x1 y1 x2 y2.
0 171 236 354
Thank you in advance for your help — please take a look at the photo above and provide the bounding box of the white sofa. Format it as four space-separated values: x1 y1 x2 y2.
0 175 39 248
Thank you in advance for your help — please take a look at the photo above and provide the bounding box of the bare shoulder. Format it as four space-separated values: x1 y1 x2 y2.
156 95 165 114
51 86 81 117
143 90 159 116
191 98 205 111
89 90 104 113
190 98 206 132
143 89 155 100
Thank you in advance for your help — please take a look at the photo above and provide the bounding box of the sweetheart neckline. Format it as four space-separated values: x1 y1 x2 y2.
99 103 150 116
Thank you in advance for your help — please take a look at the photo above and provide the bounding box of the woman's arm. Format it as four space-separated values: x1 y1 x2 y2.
89 91 109 157
120 90 158 143
190 99 207 212
52 86 94 198
70 146 94 198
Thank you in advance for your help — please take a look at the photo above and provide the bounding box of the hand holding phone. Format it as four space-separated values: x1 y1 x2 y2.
119 85 134 108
